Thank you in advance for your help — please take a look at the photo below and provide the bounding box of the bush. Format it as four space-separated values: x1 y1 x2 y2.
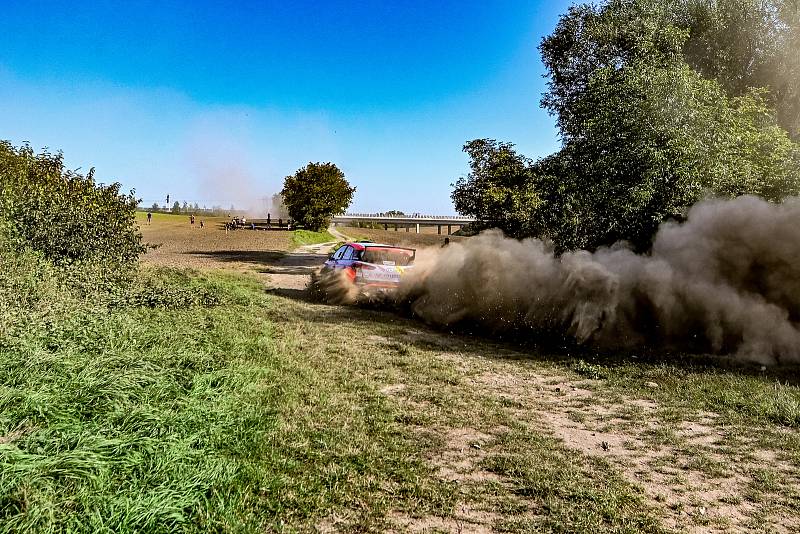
0 141 145 266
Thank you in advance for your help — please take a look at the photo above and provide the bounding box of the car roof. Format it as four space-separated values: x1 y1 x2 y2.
347 242 415 251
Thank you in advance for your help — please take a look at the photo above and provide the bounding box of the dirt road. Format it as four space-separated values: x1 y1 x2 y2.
259 226 350 291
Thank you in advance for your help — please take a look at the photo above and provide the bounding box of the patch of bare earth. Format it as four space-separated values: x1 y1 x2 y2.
378 379 508 533
139 217 293 271
462 364 800 533
387 508 499 534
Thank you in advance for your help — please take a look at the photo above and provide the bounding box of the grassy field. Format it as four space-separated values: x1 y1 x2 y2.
291 229 337 247
340 226 465 248
2 216 799 532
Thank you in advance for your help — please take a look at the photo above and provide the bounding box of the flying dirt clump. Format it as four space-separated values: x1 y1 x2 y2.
396 196 800 365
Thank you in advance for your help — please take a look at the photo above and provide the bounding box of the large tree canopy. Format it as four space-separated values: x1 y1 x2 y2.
541 0 800 140
453 0 800 252
281 162 355 231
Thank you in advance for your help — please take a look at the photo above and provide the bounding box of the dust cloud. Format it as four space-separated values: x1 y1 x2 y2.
186 135 276 216
396 196 800 365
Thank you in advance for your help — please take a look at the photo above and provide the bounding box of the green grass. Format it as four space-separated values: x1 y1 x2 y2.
0 268 453 532
291 229 336 247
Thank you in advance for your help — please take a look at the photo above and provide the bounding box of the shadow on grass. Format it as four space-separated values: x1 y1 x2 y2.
184 250 326 274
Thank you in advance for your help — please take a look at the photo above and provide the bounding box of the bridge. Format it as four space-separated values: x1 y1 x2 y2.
330 213 476 235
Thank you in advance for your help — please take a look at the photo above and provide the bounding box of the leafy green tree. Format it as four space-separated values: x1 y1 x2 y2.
547 60 800 250
452 140 544 238
172 201 181 213
454 0 800 252
541 0 800 140
150 202 159 211
674 0 800 139
0 141 145 265
281 162 355 230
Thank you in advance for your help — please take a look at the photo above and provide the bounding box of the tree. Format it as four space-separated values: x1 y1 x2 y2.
385 210 406 216
674 0 800 139
150 202 159 211
454 0 800 252
172 201 181 213
540 0 800 140
545 60 800 250
452 140 545 238
281 162 355 230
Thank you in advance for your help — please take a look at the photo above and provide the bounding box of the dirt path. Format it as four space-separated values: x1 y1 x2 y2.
262 226 352 291
295 308 800 533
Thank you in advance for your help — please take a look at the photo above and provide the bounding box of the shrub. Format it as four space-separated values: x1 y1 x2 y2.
0 141 145 266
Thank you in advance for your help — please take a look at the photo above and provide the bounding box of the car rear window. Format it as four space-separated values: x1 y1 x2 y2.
361 247 415 266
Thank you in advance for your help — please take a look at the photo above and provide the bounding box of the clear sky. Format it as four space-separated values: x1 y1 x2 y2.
1 0 571 214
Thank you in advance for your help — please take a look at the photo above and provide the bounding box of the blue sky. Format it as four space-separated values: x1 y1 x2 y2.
1 0 571 213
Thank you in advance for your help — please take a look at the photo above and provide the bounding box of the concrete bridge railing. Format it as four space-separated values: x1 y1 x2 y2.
330 214 476 235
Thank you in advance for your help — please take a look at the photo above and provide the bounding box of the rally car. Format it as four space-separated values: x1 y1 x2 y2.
319 241 415 295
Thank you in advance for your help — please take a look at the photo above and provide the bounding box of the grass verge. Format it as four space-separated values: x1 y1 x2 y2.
291 229 336 247
0 268 453 532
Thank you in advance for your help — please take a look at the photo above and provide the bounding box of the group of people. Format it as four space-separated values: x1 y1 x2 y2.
144 211 203 229
226 214 292 231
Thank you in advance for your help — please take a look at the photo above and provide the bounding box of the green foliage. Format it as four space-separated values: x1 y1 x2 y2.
451 140 545 238
541 0 800 140
674 0 800 140
454 0 800 252
572 359 608 380
281 162 355 231
0 141 145 266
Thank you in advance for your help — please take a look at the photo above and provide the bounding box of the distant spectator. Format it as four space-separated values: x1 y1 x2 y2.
147 212 152 225
267 213 271 228
200 220 204 229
